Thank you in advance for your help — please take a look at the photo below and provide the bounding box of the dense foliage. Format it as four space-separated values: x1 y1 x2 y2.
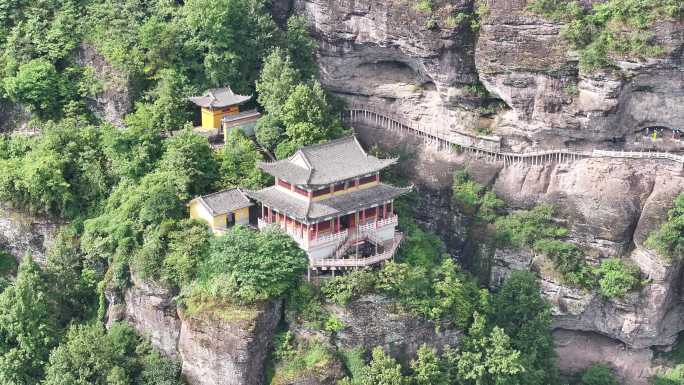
186 226 307 304
646 194 684 262
43 322 182 385
527 0 684 71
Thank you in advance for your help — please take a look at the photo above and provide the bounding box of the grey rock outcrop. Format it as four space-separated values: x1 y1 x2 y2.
106 278 282 385
0 205 61 264
74 43 134 127
293 0 485 135
327 294 462 365
178 300 282 385
120 274 182 358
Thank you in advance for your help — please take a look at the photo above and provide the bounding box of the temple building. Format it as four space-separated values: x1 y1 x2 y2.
245 136 411 274
188 188 254 235
189 87 261 139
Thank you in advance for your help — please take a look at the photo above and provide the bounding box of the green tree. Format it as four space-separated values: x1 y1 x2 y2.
285 15 317 79
189 225 307 303
179 0 277 90
255 114 284 150
0 256 59 385
45 228 99 326
216 129 269 189
492 271 556 385
256 47 300 119
276 81 344 158
101 121 165 181
3 58 66 120
456 313 524 385
158 129 219 197
42 322 182 385
594 258 640 299
143 68 193 133
411 345 447 385
359 347 406 385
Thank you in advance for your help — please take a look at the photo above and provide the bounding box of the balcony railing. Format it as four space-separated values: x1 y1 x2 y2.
257 218 348 247
359 215 398 232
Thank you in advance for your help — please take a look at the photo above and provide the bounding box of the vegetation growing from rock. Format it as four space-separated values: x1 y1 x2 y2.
646 194 684 262
527 0 684 71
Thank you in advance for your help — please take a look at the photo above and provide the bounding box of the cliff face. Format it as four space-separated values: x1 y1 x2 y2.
299 1 684 380
0 205 62 264
476 0 684 151
106 278 282 385
74 43 134 127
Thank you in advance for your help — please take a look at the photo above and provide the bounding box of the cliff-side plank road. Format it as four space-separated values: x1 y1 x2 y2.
346 104 684 168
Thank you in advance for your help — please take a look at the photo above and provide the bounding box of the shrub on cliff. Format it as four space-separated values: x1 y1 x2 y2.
646 194 684 262
495 204 568 248
579 364 620 385
527 0 683 71
451 170 503 222
492 271 558 385
187 225 307 304
593 258 640 299
42 322 182 385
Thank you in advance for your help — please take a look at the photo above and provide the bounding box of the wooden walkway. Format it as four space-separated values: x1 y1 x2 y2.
345 104 684 168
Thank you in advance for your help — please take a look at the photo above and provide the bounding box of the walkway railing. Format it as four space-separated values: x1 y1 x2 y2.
345 104 684 168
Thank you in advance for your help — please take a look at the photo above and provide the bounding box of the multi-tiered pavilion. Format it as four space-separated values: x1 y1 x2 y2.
246 136 411 274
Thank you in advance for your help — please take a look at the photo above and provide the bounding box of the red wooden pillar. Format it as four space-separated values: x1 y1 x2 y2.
376 206 380 225
361 209 365 224
383 203 387 219
337 216 341 233
390 201 394 215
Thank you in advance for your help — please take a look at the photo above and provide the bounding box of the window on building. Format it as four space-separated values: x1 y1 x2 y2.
313 188 329 197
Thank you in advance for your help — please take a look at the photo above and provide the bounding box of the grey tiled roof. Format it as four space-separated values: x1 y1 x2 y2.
193 189 252 216
188 87 252 109
258 136 397 187
246 183 412 223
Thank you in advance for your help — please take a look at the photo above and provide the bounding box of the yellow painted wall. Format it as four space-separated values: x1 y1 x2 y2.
189 201 250 233
201 106 240 129
212 213 228 229
234 207 250 225
189 201 215 228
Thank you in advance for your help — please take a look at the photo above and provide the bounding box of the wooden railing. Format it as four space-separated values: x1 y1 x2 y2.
345 104 684 168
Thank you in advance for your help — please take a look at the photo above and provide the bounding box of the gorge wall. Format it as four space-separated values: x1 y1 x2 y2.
285 0 684 383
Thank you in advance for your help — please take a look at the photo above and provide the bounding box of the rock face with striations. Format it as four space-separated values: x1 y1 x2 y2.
292 0 485 135
288 0 684 382
356 125 684 385
178 300 282 385
476 0 684 151
106 279 282 385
